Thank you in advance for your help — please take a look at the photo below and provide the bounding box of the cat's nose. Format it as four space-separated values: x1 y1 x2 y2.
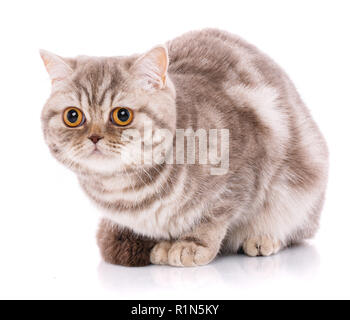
88 135 103 144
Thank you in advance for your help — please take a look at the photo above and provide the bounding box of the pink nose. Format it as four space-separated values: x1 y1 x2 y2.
88 135 103 144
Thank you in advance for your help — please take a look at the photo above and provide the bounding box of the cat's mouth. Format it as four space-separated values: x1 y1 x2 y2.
89 146 104 157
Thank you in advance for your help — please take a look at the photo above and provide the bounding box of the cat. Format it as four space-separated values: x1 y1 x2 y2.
40 29 328 267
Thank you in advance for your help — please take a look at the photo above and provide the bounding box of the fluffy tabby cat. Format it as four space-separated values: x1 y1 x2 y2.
40 29 328 267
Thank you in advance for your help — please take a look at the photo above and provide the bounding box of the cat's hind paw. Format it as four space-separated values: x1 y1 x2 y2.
243 236 281 257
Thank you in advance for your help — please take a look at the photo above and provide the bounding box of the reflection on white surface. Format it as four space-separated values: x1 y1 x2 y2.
98 242 320 297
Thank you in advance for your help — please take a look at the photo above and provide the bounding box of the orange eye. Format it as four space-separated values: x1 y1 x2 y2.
63 107 85 127
110 107 133 126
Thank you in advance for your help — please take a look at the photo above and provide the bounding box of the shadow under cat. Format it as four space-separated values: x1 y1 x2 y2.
98 242 320 292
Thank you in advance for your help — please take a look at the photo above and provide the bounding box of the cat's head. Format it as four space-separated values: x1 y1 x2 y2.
40 46 176 175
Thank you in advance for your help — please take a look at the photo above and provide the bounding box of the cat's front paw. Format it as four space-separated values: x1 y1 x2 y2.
150 241 172 265
243 236 282 257
151 240 216 267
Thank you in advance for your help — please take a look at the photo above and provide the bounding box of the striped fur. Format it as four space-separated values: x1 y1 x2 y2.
41 29 328 266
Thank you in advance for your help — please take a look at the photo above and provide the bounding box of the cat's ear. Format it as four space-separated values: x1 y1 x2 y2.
39 50 73 84
132 45 169 90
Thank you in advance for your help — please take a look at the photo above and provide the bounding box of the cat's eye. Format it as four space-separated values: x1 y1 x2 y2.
63 107 85 128
110 107 133 126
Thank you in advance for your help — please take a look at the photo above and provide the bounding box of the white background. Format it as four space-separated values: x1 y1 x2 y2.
0 0 349 300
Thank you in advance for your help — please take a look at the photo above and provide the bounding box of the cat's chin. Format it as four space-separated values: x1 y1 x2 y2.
79 150 125 174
